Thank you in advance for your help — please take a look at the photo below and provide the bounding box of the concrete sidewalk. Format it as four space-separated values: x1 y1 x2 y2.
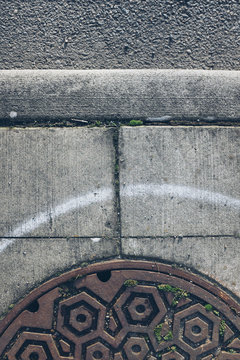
0 125 239 316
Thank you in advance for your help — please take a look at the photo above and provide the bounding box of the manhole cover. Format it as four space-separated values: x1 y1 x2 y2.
1 260 240 359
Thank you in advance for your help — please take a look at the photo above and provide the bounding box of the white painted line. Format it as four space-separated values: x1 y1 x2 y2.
0 239 14 253
0 183 239 253
0 187 113 253
121 183 240 210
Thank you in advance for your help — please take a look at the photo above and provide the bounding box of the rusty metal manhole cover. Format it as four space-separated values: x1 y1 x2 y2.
1 260 240 359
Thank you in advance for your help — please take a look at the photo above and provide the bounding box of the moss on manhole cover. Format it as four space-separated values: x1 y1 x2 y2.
1 260 240 359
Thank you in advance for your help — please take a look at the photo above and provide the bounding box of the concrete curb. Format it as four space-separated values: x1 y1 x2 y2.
0 69 239 122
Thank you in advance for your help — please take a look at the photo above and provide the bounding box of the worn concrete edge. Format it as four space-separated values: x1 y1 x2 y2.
121 237 240 301
0 237 120 317
0 69 239 122
1 252 240 322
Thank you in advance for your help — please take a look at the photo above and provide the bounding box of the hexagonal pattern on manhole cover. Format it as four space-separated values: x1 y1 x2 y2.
1 260 240 359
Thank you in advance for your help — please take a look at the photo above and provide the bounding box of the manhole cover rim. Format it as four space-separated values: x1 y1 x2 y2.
1 259 240 338
1 259 240 359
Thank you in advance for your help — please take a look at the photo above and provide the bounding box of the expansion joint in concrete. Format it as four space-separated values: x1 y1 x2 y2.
113 127 122 254
0 236 118 239
123 234 239 239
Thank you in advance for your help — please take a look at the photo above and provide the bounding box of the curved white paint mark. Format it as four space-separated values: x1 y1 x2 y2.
0 187 113 253
121 183 240 210
0 239 13 253
1 183 240 253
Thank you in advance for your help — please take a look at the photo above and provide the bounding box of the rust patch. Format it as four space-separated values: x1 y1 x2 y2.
0 260 240 359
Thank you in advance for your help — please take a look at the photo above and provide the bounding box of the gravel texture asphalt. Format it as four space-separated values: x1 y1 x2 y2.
1 0 239 70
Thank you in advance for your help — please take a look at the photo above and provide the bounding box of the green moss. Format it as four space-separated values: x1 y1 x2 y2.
129 120 143 126
228 349 236 353
219 320 226 336
158 284 189 307
154 324 173 344
81 262 88 268
163 331 173 341
59 284 72 298
88 120 102 127
124 279 138 287
154 323 163 343
158 284 177 293
171 299 179 307
204 304 213 312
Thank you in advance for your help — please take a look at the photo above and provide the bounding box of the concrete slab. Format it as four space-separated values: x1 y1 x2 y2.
0 128 117 238
122 236 240 298
120 126 240 237
0 237 118 316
